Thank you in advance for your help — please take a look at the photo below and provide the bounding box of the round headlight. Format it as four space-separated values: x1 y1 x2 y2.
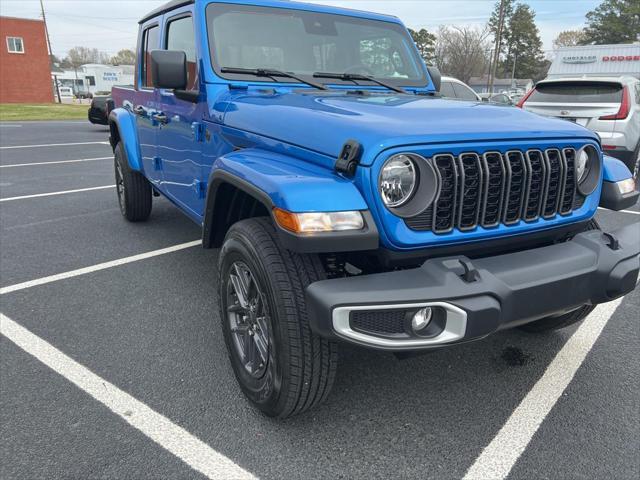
379 154 417 207
575 144 601 196
576 148 590 183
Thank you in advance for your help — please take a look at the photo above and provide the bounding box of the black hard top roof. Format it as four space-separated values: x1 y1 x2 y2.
139 0 194 24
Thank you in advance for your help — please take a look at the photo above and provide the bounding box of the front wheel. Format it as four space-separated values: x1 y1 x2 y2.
519 304 596 333
218 217 338 418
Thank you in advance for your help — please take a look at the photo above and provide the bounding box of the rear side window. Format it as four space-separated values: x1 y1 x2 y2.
141 25 160 88
440 81 456 98
452 82 478 101
528 82 623 104
166 16 198 90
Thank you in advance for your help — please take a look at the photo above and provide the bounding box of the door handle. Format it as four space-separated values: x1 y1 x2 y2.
152 113 168 125
133 105 146 116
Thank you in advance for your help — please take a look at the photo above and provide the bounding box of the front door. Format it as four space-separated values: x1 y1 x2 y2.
155 12 204 220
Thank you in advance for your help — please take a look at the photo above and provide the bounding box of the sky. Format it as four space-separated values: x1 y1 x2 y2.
0 0 602 58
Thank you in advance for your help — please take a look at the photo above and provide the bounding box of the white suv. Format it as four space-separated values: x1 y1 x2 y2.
519 76 640 178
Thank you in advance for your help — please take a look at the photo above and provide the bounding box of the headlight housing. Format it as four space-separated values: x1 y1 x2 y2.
576 148 590 183
273 208 364 233
379 154 418 207
576 144 600 196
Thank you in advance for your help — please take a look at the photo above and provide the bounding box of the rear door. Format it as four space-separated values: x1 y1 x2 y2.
135 21 162 187
522 80 622 134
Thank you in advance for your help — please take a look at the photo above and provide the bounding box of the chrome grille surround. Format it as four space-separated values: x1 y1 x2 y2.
405 147 585 233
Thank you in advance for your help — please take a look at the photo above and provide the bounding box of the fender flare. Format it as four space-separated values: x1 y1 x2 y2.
202 149 377 252
108 108 143 172
603 154 633 182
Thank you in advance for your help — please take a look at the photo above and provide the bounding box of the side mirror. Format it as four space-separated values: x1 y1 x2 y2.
150 50 187 90
426 65 441 92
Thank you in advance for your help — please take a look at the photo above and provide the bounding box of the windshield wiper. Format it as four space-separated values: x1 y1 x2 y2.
313 72 407 94
220 67 328 91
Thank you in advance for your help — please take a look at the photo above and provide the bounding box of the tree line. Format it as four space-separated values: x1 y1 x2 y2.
409 0 639 84
52 47 136 69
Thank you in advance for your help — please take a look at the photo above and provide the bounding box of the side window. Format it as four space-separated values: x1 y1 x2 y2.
166 16 197 90
452 82 478 101
440 81 456 98
635 83 640 105
141 25 159 88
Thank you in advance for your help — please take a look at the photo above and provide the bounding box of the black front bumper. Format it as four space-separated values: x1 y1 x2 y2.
306 224 640 350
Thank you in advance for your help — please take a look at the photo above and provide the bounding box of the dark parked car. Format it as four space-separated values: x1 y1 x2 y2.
88 92 113 125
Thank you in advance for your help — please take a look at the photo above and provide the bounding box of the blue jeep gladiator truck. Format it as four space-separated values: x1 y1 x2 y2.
109 0 640 418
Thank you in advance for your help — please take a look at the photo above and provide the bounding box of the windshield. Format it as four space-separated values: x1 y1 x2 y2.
206 3 427 87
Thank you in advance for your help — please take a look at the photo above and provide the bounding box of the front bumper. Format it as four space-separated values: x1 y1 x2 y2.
306 224 640 350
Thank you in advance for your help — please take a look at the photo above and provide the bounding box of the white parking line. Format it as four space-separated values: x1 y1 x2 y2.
463 298 624 480
0 157 112 168
0 313 256 480
0 141 109 150
0 240 201 295
597 207 640 216
0 185 115 202
0 124 22 128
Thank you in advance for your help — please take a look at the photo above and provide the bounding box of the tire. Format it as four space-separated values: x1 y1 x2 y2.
218 217 338 418
518 304 596 333
114 141 152 222
519 219 600 333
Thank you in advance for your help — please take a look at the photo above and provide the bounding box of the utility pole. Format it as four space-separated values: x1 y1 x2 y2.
488 0 506 94
510 51 518 90
485 48 494 93
40 0 61 103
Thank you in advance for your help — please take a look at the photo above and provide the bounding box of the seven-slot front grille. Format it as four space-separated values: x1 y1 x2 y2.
405 148 584 233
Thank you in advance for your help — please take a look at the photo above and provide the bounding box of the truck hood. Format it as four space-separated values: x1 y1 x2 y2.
219 91 597 166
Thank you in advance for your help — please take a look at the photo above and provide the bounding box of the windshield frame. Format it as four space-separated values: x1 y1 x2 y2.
205 2 430 89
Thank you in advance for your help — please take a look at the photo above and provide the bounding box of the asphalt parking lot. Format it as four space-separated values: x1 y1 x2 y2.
1 120 639 480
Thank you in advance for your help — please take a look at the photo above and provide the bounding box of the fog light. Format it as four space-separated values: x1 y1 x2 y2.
616 178 636 195
411 307 433 332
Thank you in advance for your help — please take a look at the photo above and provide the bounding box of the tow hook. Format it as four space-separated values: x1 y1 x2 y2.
602 232 620 251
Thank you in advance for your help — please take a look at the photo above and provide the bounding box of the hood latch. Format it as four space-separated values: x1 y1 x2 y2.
335 140 362 177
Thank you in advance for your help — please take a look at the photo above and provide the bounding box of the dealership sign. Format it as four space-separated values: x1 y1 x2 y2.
562 55 596 64
562 55 640 64
603 55 640 62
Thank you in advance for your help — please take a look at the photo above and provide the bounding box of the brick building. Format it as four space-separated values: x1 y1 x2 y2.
0 16 53 103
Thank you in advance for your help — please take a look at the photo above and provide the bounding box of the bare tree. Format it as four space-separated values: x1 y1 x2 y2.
65 46 110 67
435 26 491 83
553 30 587 49
110 49 137 65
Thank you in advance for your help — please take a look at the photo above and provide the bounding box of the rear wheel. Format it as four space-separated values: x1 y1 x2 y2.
519 219 599 333
114 141 152 222
218 217 338 418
